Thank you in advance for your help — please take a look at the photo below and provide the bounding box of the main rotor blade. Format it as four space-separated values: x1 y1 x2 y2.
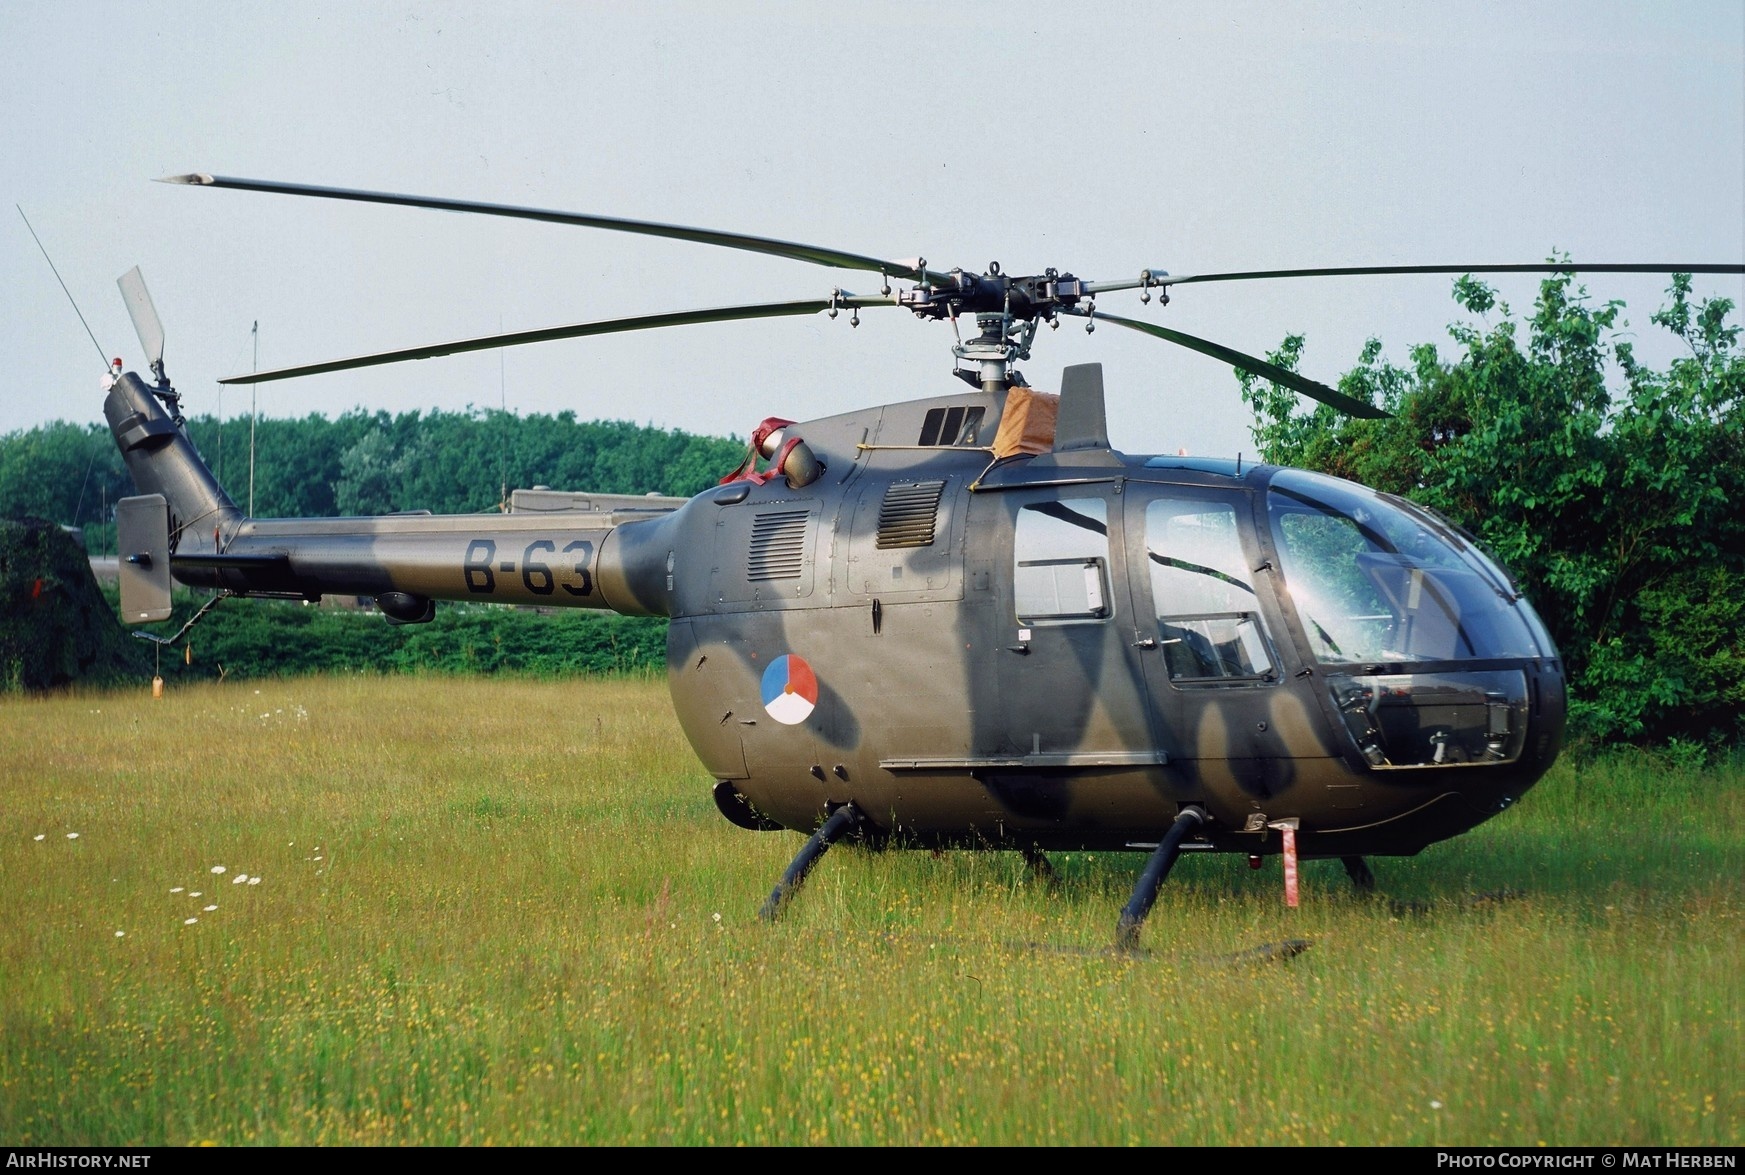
219 297 896 385
1158 262 1745 286
160 173 948 285
1087 310 1390 419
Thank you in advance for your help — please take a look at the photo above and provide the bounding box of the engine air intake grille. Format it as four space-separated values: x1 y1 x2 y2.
877 481 946 549
747 510 809 580
917 405 986 446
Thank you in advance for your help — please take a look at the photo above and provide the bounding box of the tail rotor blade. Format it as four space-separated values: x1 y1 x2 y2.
117 266 166 372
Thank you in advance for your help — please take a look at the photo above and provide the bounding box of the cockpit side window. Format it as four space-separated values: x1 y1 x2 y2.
1014 498 1112 624
1145 499 1275 682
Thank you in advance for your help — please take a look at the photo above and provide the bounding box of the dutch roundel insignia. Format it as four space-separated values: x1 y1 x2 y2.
760 654 818 725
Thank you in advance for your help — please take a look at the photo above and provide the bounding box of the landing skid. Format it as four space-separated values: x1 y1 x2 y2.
1114 807 1206 950
757 815 1377 930
758 804 859 922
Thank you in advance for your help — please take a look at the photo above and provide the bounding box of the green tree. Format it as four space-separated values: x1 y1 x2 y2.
0 421 130 530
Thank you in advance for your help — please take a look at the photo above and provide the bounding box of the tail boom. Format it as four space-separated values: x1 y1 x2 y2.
208 513 640 612
104 367 676 618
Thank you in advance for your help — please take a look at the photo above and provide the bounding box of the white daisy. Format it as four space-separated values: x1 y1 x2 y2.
184 917 198 925
170 887 184 894
115 930 125 938
33 834 45 842
247 877 261 886
203 905 217 912
66 832 79 840
210 865 226 874
233 874 248 884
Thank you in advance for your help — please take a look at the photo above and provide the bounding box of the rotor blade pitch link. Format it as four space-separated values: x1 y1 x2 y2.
1081 310 1390 420
159 173 955 286
220 297 901 385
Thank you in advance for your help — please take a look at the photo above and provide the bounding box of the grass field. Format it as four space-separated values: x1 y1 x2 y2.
2 674 1740 1146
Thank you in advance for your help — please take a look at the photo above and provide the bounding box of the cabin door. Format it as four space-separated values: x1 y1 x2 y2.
1121 487 1328 800
995 487 1158 766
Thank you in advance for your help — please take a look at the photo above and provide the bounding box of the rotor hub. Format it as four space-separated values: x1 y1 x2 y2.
898 265 1089 325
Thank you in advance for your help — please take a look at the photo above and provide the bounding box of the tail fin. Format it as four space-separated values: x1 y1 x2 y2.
104 372 240 555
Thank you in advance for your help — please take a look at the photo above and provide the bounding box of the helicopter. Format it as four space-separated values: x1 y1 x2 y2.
100 173 1745 948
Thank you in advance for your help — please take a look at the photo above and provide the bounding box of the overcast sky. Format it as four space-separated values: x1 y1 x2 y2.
4 1 1741 465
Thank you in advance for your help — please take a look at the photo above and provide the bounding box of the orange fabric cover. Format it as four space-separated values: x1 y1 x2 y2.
992 386 1059 458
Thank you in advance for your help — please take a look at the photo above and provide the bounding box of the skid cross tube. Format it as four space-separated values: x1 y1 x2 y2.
759 804 859 922
1115 807 1207 949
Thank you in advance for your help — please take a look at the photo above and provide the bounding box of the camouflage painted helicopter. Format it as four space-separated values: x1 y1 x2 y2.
103 174 1744 946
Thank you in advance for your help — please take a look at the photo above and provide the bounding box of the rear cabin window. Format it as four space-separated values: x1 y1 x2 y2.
1145 499 1275 682
1014 498 1111 623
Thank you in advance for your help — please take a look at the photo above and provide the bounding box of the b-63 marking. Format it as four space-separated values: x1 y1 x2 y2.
463 538 594 597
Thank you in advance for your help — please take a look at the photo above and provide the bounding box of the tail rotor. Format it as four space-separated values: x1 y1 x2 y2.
116 266 183 425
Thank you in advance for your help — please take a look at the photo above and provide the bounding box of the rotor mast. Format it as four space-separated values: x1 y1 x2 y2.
920 262 1073 394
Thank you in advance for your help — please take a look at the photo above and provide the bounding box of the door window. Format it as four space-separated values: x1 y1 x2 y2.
1144 499 1274 682
1013 498 1111 623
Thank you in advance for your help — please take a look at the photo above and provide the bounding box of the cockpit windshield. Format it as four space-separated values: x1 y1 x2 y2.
1266 470 1553 665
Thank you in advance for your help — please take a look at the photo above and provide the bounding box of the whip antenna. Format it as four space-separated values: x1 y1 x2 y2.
17 205 109 370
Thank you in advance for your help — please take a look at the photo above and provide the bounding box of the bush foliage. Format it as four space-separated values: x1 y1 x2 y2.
0 519 148 691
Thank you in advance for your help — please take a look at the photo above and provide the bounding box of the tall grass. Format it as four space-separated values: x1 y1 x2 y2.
2 676 1739 1145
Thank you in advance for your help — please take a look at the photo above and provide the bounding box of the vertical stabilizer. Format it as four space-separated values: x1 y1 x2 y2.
1055 363 1110 451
